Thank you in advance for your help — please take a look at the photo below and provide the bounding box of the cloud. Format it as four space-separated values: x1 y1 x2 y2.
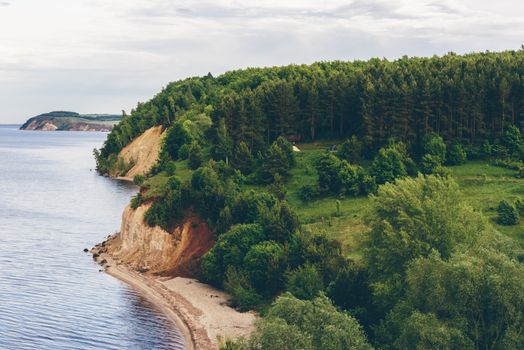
1 0 524 123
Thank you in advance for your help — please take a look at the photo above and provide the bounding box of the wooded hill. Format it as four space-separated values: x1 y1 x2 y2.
100 49 524 159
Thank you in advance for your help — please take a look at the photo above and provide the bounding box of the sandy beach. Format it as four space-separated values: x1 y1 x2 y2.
92 248 256 350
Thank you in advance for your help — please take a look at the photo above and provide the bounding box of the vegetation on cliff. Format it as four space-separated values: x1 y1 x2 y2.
96 50 524 349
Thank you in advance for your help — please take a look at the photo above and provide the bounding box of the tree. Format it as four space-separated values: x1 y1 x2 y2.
212 118 233 163
370 146 408 185
337 136 362 163
254 294 371 350
421 132 447 163
497 200 520 225
164 121 192 160
363 175 487 310
446 143 467 165
257 139 294 183
232 141 255 175
188 141 204 169
285 264 324 300
379 249 524 349
244 241 286 296
201 224 266 286
229 293 372 350
501 125 524 158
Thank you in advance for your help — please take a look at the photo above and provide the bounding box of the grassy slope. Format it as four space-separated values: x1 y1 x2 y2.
143 143 524 257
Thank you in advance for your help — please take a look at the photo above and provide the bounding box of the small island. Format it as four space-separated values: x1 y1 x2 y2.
20 111 121 131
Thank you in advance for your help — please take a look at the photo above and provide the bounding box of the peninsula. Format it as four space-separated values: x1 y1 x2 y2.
20 111 121 131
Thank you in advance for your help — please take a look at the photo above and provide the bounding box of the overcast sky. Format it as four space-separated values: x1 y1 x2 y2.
1 0 523 123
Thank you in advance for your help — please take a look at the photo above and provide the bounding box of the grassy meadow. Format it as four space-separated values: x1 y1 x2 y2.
143 142 524 257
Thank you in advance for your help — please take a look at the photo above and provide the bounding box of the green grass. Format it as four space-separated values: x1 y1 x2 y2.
287 147 524 255
448 161 524 243
140 142 524 253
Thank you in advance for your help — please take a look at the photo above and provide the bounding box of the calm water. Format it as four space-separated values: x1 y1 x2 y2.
0 125 184 349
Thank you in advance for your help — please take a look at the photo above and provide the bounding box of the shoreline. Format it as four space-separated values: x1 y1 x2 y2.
92 243 255 350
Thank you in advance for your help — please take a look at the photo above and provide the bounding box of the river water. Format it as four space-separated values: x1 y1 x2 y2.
0 125 184 349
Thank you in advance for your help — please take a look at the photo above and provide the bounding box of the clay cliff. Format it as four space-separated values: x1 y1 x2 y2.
105 204 214 276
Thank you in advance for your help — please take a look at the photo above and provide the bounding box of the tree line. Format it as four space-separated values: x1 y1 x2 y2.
98 49 524 162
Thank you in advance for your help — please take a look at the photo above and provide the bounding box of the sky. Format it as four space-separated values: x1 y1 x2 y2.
1 0 524 123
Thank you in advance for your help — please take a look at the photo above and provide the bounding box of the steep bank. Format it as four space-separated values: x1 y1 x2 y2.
108 203 214 275
94 203 256 349
115 125 164 180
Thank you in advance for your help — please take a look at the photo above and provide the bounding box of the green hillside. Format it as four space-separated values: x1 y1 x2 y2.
96 50 524 350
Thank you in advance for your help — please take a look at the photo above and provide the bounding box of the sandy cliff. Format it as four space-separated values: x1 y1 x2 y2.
96 204 256 349
107 203 214 275
117 125 164 180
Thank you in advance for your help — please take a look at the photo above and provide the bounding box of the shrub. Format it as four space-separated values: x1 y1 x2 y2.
420 154 442 174
177 144 190 160
502 125 524 158
224 267 263 311
244 241 286 296
163 121 192 160
268 173 287 200
337 136 362 163
188 142 204 170
232 141 255 175
370 146 408 184
201 224 266 285
165 161 177 176
297 184 319 202
497 200 520 225
249 294 372 350
421 133 446 163
130 193 144 209
133 174 146 186
446 144 467 165
285 264 324 300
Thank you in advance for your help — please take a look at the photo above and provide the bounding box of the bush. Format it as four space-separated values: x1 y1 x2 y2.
130 193 144 209
446 144 467 165
297 184 319 202
165 161 177 176
497 200 520 225
133 174 146 186
247 294 372 350
177 144 190 160
188 142 204 170
420 154 442 174
244 241 286 296
285 264 324 300
256 138 294 183
163 121 192 160
268 173 287 200
421 133 446 163
370 146 408 184
201 224 267 285
224 267 263 311
337 136 362 163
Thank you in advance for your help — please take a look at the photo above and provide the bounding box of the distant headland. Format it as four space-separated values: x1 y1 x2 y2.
20 111 121 131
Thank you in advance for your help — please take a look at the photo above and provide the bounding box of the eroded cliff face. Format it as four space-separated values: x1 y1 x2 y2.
117 125 164 180
106 203 215 276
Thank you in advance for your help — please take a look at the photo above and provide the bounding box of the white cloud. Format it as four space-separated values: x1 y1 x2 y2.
1 0 523 122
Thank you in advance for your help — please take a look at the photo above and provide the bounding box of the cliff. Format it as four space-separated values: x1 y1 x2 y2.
116 125 164 180
20 111 120 131
105 203 215 276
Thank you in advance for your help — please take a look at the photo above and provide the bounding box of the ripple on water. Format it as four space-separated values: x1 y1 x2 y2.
0 126 184 350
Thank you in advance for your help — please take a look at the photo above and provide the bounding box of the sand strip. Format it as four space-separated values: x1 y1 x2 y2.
91 248 255 350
